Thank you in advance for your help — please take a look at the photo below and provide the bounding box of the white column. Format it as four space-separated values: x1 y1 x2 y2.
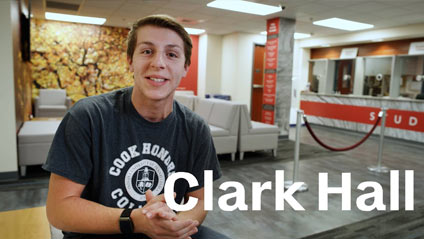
353 57 365 95
0 0 18 176
197 34 207 97
390 56 402 98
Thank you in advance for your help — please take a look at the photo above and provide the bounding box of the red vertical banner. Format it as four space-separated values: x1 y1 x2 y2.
262 18 279 124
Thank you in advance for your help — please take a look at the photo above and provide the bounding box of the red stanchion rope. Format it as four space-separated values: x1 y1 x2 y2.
303 114 382 151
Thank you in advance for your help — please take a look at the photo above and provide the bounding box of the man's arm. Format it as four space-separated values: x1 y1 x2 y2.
176 188 207 224
46 173 123 234
46 173 198 238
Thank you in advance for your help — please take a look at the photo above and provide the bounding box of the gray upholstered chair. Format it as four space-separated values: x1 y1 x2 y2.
174 94 198 111
195 98 240 161
18 120 62 176
34 89 71 117
238 104 280 160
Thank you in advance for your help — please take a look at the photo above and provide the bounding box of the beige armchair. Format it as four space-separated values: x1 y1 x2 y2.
195 98 240 161
238 104 280 160
34 89 71 117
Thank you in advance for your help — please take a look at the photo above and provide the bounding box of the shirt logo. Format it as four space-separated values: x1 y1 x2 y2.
125 160 165 202
136 167 155 193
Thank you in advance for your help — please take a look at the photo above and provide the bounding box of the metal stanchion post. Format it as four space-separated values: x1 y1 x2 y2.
368 108 390 173
285 110 308 192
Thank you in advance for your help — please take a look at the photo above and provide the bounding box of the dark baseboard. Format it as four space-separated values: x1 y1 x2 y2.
0 171 19 182
278 135 289 140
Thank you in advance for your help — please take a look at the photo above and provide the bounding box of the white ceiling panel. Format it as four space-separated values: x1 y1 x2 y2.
83 0 125 9
30 0 424 39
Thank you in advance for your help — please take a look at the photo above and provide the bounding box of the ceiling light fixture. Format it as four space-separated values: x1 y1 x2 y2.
45 12 106 25
313 18 373 31
185 27 205 35
294 33 311 39
207 0 282 16
260 31 267 35
321 44 331 47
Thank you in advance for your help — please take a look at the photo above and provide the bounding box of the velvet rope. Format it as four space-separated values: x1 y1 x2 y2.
303 114 382 151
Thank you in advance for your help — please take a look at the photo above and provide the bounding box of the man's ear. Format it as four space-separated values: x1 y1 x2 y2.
127 56 134 72
182 64 189 77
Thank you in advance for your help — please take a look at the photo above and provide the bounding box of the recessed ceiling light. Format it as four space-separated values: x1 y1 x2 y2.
260 31 267 35
45 12 106 25
184 27 205 35
207 0 282 16
313 18 373 31
321 44 331 47
294 33 311 39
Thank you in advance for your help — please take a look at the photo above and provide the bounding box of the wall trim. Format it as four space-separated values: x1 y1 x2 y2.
0 171 19 182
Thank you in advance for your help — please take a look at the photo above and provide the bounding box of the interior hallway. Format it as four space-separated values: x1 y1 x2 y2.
0 124 423 239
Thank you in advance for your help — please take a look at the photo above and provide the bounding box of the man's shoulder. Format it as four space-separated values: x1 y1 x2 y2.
70 87 131 116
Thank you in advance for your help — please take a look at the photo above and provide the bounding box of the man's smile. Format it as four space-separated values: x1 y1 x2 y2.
145 75 169 84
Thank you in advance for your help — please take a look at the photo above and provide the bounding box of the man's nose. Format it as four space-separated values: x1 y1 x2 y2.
150 52 166 69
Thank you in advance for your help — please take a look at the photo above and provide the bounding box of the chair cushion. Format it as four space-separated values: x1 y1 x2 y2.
208 100 237 129
174 95 196 111
209 125 230 137
194 99 214 121
249 121 280 134
18 120 61 144
38 105 67 110
39 89 66 105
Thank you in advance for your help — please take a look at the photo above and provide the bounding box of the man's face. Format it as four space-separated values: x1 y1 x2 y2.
128 25 188 101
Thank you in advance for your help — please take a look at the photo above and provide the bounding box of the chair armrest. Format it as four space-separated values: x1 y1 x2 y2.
34 96 40 117
66 97 72 109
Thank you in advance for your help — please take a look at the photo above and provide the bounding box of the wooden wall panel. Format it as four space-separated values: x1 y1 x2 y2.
13 0 32 132
311 37 424 59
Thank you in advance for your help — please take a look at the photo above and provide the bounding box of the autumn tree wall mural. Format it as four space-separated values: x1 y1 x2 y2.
31 19 132 102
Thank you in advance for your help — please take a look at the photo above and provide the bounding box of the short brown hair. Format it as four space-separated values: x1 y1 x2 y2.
126 15 192 66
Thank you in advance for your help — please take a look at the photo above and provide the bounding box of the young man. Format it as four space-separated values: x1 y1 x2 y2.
43 15 227 239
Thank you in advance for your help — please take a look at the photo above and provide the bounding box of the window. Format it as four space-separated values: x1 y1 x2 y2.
399 55 424 99
363 57 392 97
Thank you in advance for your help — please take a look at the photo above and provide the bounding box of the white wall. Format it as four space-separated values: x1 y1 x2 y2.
0 0 18 174
198 34 224 98
291 41 310 109
221 34 239 99
221 33 266 109
197 34 207 97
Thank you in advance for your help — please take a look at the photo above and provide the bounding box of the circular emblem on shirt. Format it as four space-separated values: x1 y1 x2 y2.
125 160 165 202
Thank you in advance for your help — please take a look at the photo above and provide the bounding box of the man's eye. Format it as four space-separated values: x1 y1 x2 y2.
142 49 152 55
168 52 178 58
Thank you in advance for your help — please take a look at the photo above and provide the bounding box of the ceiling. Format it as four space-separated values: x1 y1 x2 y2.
30 0 424 39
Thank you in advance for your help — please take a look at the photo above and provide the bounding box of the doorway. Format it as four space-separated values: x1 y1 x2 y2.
251 44 265 121
334 60 354 94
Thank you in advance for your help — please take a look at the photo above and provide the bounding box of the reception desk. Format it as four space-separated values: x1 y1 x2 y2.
300 92 424 143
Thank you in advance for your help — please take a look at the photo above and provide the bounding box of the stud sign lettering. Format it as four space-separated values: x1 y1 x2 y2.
262 18 279 125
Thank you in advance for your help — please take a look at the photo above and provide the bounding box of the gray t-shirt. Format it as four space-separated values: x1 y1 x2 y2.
43 87 221 238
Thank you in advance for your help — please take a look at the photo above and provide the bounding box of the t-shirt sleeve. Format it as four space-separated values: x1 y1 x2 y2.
42 108 93 185
187 119 222 192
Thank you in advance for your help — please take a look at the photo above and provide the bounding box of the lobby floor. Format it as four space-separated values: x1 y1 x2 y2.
0 125 423 239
